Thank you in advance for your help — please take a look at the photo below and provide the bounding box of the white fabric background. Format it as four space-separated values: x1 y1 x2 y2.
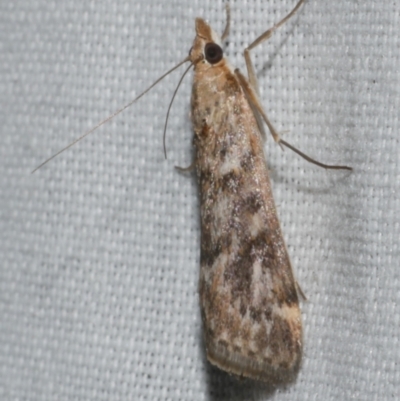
1 0 399 399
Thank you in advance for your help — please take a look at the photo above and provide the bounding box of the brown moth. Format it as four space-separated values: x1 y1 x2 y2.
189 4 304 384
189 0 349 383
33 0 351 384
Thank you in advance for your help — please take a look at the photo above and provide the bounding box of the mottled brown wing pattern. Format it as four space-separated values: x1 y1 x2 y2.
190 19 302 383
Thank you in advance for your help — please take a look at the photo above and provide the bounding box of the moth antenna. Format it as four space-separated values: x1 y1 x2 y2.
163 62 193 159
32 56 191 173
221 3 231 42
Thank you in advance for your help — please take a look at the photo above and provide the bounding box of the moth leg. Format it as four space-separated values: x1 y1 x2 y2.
247 97 267 141
236 69 352 170
221 3 231 42
237 0 352 170
243 0 306 142
296 281 307 301
235 69 283 147
175 161 196 173
244 0 305 94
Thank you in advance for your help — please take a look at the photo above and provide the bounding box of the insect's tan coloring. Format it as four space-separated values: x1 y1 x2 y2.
189 2 306 384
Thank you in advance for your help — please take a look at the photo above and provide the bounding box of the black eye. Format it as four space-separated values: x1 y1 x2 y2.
204 43 223 64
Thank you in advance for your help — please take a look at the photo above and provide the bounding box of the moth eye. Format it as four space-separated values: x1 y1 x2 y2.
204 43 223 64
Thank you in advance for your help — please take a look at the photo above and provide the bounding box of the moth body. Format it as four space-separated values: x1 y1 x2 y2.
190 17 302 383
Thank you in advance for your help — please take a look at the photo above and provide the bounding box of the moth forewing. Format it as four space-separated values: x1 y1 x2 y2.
190 17 302 383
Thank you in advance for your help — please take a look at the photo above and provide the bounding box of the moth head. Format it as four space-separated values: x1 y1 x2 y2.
190 18 224 67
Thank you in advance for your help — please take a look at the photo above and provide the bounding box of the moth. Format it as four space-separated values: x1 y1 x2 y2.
191 2 305 384
34 0 351 384
189 0 350 383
